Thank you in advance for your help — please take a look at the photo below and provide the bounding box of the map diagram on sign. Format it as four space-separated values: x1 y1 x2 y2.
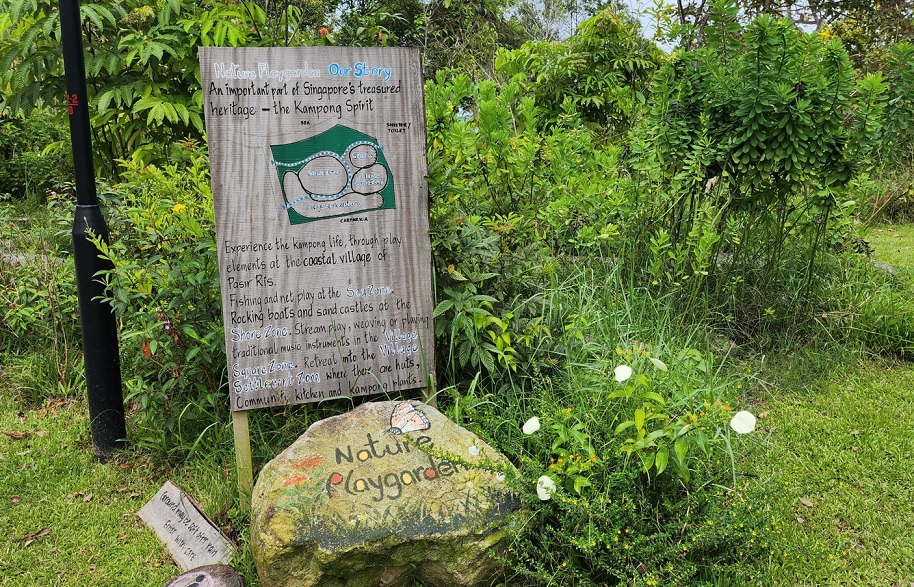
271 125 395 224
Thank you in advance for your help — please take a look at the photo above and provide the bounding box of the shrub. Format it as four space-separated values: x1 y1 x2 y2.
878 42 914 169
0 0 329 175
443 265 767 586
92 142 227 456
0 113 70 200
630 12 888 341
0 189 82 401
426 72 638 389
495 7 662 136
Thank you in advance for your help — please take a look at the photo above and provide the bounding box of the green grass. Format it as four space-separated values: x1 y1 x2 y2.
744 360 914 585
0 391 253 586
738 223 914 584
868 224 914 274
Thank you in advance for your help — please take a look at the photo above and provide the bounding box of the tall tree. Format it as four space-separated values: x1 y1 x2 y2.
669 0 912 64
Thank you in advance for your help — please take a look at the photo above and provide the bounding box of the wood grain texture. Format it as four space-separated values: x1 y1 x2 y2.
232 410 253 509
137 481 235 571
201 48 434 411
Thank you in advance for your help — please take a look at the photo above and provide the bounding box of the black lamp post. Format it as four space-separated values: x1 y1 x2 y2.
58 0 126 459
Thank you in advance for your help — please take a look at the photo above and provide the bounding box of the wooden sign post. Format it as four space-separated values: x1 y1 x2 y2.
200 48 434 502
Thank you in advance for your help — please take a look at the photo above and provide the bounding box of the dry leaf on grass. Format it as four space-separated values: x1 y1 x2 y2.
3 430 29 439
22 528 51 546
800 498 814 508
34 430 48 438
11 495 22 504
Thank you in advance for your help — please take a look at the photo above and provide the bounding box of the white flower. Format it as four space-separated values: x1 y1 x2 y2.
522 416 541 435
536 475 556 500
614 364 633 382
468 445 480 456
729 410 757 434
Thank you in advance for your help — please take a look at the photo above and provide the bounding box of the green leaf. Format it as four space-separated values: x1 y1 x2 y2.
694 430 710 455
148 103 166 126
674 436 689 462
655 445 669 474
614 420 635 435
640 451 654 472
572 475 591 494
642 391 666 405
96 88 117 112
634 408 645 430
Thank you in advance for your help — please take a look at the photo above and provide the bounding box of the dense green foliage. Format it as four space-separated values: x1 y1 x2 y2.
0 0 336 174
497 8 662 133
0 113 71 199
631 14 888 342
2 0 914 585
0 192 83 402
90 143 227 455
669 0 913 67
0 0 530 176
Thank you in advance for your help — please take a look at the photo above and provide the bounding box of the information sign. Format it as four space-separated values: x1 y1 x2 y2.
200 47 434 410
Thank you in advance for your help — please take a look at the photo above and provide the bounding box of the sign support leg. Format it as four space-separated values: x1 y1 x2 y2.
232 410 253 511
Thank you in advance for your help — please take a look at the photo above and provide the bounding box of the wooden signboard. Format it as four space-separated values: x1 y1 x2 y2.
200 47 434 412
137 481 235 571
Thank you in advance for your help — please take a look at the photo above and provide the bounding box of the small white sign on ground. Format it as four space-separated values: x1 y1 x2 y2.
138 481 235 571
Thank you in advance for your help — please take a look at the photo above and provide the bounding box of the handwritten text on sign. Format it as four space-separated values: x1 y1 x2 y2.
200 47 433 410
137 481 235 571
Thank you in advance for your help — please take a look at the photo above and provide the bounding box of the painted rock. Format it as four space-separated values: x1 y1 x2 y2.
251 401 522 587
164 564 244 587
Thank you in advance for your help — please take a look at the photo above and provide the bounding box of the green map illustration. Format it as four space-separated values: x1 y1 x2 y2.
271 125 395 224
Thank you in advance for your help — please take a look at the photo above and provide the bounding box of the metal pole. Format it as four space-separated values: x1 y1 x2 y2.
58 0 126 459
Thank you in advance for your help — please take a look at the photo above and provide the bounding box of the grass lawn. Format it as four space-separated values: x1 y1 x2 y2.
742 225 914 585
0 392 250 586
745 360 914 585
868 224 914 274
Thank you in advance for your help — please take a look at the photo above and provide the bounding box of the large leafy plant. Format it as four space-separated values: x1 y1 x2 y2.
0 0 331 175
91 143 226 455
630 9 887 336
496 7 662 135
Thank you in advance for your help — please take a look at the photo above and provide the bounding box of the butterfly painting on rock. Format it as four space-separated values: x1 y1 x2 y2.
387 401 430 435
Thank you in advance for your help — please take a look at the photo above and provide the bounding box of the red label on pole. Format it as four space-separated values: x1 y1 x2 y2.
67 93 79 115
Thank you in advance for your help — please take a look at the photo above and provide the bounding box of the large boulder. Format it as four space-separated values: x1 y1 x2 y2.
251 401 522 587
